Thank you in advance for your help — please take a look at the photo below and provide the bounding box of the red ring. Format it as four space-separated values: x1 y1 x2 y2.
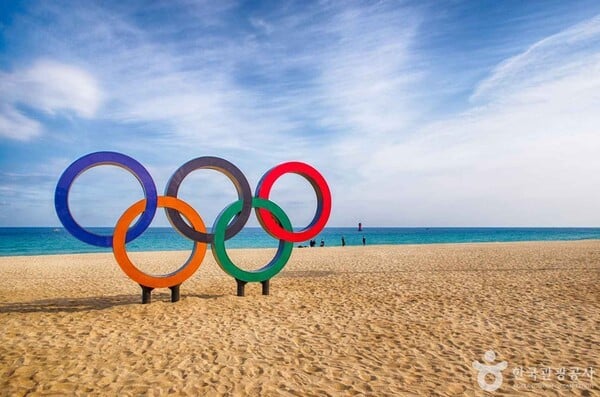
255 162 331 242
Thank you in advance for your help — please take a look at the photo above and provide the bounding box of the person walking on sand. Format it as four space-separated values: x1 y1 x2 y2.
341 236 346 247
362 236 366 246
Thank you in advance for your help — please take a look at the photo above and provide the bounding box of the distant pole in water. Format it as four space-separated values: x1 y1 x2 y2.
358 222 362 232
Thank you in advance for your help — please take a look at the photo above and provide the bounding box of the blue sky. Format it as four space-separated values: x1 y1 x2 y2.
1 0 600 227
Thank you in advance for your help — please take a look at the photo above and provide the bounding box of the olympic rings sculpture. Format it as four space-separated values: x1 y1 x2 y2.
55 151 331 302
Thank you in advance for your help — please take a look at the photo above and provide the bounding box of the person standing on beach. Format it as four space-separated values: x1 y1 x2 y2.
341 236 346 247
362 236 366 246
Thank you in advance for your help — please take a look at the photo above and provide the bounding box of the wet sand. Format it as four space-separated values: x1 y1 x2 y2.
1 241 599 396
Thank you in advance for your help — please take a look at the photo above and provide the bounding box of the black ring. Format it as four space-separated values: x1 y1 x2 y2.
164 157 252 243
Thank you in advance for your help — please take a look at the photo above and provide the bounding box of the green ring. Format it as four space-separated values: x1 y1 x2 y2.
211 197 293 282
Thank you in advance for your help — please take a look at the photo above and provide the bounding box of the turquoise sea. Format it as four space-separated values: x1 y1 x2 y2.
1 227 600 256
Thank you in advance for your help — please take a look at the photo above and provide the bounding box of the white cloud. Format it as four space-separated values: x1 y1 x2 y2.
336 13 600 226
3 2 599 226
318 5 422 136
0 104 42 141
11 60 102 117
471 14 600 102
0 59 102 140
18 1 423 173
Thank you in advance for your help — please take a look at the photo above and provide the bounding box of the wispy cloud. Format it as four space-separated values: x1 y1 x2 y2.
0 59 102 140
0 104 41 141
7 1 421 151
1 1 599 226
343 12 600 226
471 14 600 102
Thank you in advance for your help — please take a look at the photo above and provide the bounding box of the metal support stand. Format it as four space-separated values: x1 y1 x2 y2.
169 284 181 302
261 279 270 295
236 279 247 297
235 279 270 296
141 285 154 304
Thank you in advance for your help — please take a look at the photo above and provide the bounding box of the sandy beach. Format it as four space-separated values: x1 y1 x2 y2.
0 241 598 396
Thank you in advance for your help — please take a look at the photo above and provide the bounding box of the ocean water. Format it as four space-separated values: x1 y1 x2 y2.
1 227 600 256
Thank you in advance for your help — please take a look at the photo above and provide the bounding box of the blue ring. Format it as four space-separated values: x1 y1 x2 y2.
54 151 158 247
